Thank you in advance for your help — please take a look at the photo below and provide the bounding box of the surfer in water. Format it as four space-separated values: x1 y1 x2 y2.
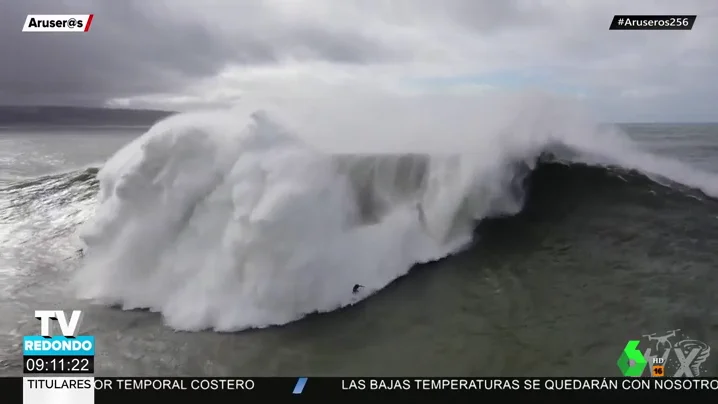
416 202 426 229
66 248 84 261
353 284 364 294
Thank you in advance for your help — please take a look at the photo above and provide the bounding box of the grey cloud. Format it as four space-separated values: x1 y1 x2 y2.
287 26 400 63
357 0 552 32
0 1 228 106
4 0 717 122
0 0 397 106
441 0 552 32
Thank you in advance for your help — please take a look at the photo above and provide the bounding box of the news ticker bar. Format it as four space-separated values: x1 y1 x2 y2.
9 377 718 402
609 15 696 30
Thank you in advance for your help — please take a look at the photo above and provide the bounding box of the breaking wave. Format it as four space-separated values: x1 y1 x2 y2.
71 92 718 331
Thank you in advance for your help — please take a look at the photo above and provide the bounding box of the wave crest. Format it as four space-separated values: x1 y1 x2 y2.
75 93 718 331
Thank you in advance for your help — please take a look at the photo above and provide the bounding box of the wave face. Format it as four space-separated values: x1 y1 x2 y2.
74 93 718 331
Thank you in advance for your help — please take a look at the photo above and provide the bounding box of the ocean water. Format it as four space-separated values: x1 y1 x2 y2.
0 97 717 377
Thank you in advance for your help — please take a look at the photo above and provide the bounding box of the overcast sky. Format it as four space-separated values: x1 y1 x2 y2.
2 0 717 121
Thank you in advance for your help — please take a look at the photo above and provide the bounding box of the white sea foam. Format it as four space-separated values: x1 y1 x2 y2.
75 92 718 331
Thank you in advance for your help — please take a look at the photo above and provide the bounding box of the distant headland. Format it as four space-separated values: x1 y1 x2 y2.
0 106 176 127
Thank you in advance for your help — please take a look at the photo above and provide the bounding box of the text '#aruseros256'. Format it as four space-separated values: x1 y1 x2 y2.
609 15 696 30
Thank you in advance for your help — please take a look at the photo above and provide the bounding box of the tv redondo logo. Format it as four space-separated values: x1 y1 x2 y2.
617 329 711 377
23 310 95 356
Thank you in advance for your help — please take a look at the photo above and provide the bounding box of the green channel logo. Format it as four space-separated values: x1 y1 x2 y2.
617 340 647 376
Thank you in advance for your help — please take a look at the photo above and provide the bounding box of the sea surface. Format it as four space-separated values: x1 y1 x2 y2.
0 123 717 377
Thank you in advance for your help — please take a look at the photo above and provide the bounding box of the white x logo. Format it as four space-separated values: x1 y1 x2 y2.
673 348 700 377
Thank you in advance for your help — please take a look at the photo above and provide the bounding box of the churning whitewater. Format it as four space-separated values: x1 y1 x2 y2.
74 93 718 331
